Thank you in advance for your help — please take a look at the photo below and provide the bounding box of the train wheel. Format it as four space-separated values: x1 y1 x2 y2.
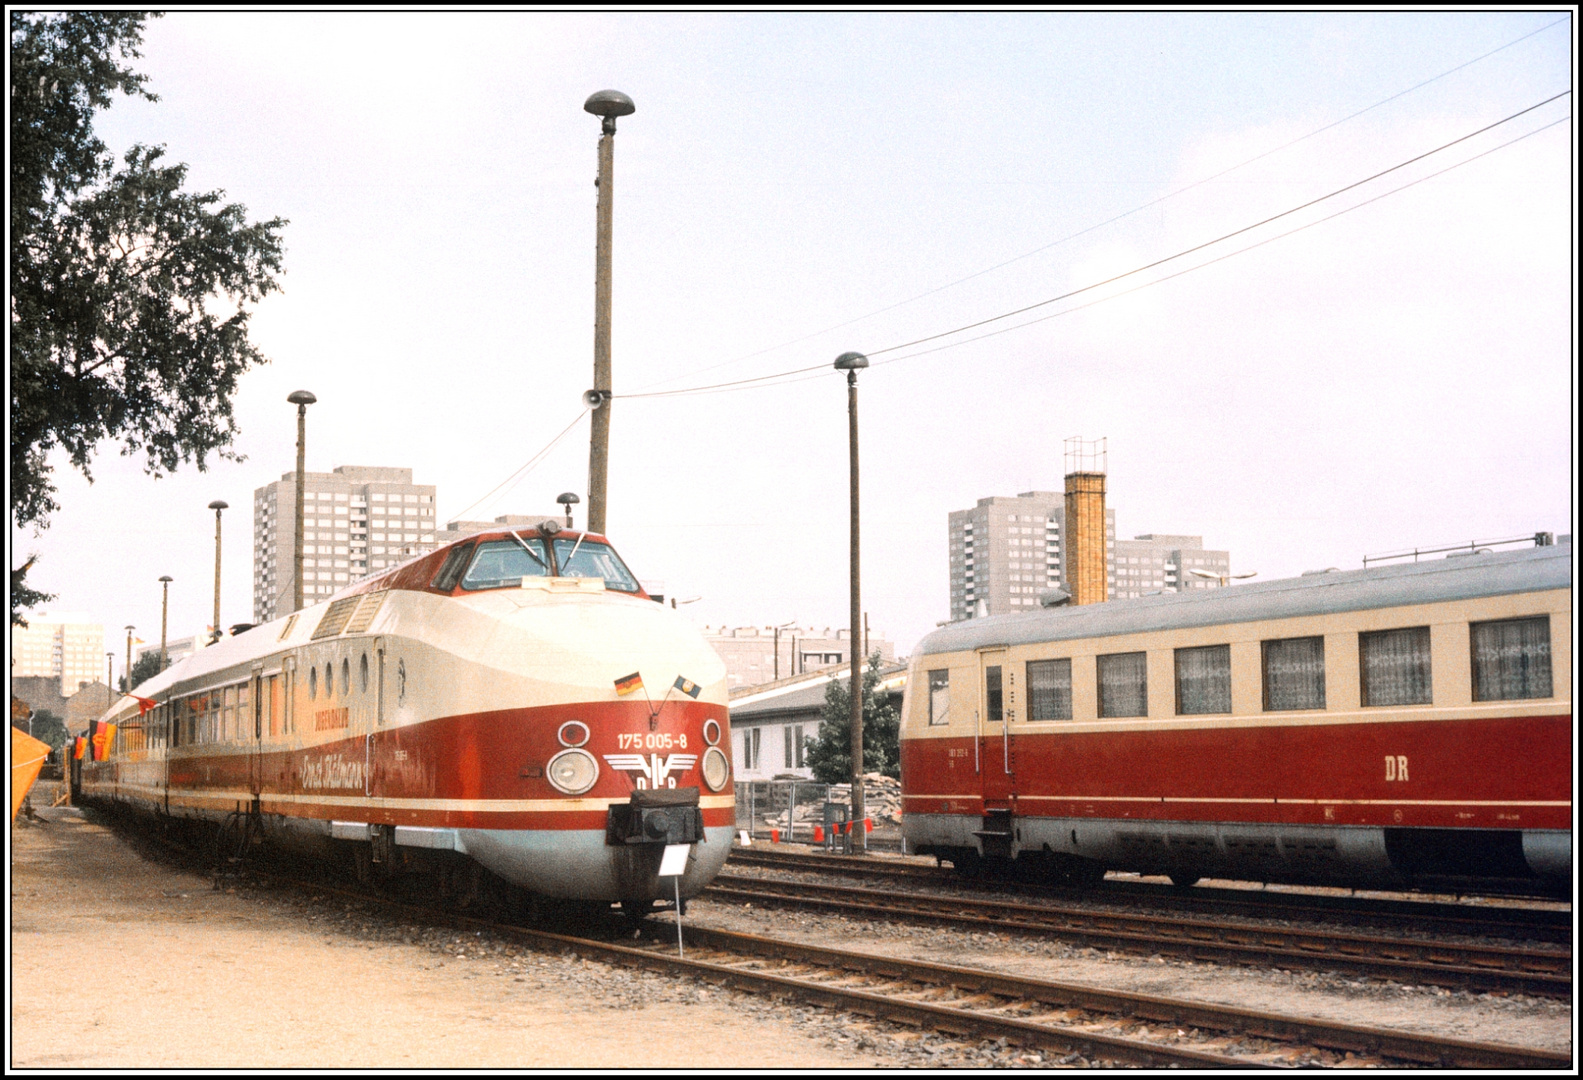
947 848 983 878
1065 857 1107 890
1169 874 1201 889
620 897 657 924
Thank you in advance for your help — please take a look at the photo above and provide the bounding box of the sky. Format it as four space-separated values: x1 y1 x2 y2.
12 11 1575 682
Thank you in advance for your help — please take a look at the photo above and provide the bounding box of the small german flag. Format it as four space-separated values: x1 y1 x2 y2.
673 676 701 699
614 672 644 696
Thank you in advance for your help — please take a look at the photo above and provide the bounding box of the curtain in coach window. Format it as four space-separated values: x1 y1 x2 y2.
1098 652 1147 718
1175 644 1231 715
1472 616 1552 701
1262 636 1325 711
1360 627 1432 706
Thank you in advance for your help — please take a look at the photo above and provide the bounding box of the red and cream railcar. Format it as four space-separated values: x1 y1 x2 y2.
900 541 1571 894
80 524 734 910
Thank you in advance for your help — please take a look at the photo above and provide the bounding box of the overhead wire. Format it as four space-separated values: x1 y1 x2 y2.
626 15 1571 395
612 90 1569 400
449 408 591 525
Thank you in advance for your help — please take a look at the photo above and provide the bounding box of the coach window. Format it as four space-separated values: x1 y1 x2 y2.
360 654 370 694
309 665 318 700
325 662 335 699
1175 645 1231 715
985 666 1004 723
1262 636 1326 711
1026 659 1072 721
1098 652 1147 718
1360 627 1432 707
1471 616 1552 701
927 670 951 725
341 658 351 697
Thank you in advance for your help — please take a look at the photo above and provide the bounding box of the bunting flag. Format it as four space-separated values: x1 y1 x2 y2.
91 723 116 760
614 672 644 696
86 720 99 761
672 676 701 699
131 695 158 717
11 727 51 820
73 736 87 761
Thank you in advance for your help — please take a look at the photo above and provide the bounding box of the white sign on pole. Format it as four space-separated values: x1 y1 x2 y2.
658 842 689 877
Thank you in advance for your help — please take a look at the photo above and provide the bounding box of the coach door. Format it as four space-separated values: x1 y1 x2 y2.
978 647 1014 811
249 668 264 796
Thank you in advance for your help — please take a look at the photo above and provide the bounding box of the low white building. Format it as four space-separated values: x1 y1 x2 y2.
728 663 907 782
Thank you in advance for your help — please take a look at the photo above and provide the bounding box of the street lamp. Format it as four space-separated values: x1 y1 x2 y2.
124 625 135 693
208 500 228 643
159 575 172 670
772 620 797 681
1189 568 1258 588
583 89 635 537
834 349 869 852
106 652 114 692
287 390 317 612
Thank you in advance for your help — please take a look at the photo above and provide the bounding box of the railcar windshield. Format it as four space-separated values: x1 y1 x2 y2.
460 539 552 590
553 538 640 593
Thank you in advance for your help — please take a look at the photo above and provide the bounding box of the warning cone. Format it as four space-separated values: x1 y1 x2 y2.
813 825 824 843
771 828 780 843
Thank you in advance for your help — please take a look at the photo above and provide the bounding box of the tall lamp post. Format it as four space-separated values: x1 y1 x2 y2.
106 653 114 693
834 350 869 852
582 89 635 537
772 620 797 682
159 575 173 671
287 390 317 612
208 500 228 642
124 625 135 693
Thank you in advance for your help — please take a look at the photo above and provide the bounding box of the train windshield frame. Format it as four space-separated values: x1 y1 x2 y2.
553 538 641 593
459 539 553 590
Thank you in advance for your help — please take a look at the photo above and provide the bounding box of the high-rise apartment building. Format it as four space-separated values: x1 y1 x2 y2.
947 495 1232 619
11 613 106 696
253 466 437 623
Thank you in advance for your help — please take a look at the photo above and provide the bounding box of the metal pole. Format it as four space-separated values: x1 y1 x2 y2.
293 403 308 611
587 128 614 535
209 501 228 642
846 367 865 853
106 653 113 692
159 578 171 670
124 627 133 694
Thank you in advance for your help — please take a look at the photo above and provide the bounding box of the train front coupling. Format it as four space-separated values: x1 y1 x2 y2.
606 786 705 846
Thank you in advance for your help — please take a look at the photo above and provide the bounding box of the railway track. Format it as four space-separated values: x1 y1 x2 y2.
729 847 1572 944
705 872 1572 998
251 873 1568 1069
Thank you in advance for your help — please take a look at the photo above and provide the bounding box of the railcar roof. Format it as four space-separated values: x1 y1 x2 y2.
916 541 1572 658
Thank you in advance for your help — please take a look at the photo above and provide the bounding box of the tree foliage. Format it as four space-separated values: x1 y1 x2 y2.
15 709 69 755
121 649 164 692
10 555 55 627
10 11 287 529
805 652 900 784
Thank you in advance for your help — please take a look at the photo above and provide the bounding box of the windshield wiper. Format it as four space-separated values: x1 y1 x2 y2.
562 532 589 575
507 530 549 572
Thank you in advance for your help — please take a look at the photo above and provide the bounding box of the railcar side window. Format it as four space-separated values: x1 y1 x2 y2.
309 665 318 700
1175 645 1231 715
460 539 551 590
927 670 951 725
1360 627 1432 707
1026 659 1073 720
325 663 335 699
1263 636 1326 711
1098 652 1148 718
430 541 475 592
1471 616 1552 701
341 659 351 697
985 666 1004 722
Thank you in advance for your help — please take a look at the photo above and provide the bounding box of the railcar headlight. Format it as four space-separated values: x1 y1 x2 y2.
702 719 721 746
546 748 599 795
701 746 730 792
557 720 590 748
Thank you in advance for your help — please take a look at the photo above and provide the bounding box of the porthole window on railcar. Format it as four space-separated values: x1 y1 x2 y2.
309 665 318 700
1026 659 1073 720
1175 645 1231 715
325 662 335 699
1262 636 1326 711
341 658 350 697
1471 616 1552 701
1360 627 1432 707
360 653 369 693
1098 652 1148 718
927 670 951 725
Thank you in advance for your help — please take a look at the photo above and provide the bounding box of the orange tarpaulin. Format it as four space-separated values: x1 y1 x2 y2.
11 727 51 820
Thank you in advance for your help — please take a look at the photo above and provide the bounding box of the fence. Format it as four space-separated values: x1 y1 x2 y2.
734 779 851 842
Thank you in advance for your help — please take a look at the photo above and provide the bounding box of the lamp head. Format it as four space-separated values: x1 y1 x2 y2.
159 575 173 584
287 390 317 407
584 90 635 134
209 500 229 511
833 351 869 371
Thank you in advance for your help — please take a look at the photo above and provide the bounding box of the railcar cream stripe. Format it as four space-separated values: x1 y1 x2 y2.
906 793 1569 807
109 783 733 812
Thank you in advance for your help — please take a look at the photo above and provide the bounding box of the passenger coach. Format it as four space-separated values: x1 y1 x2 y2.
900 540 1570 894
